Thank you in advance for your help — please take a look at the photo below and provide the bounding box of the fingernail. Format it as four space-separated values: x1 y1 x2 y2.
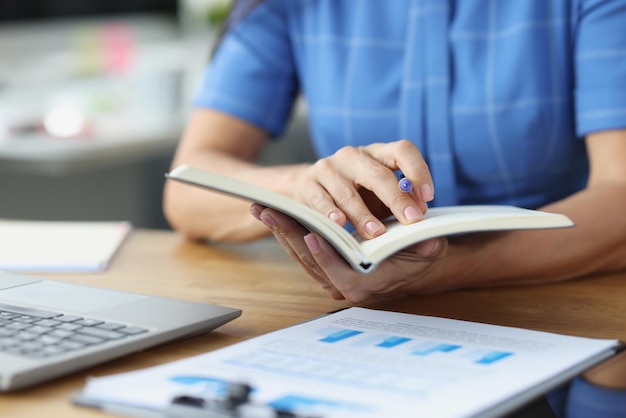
404 206 423 222
421 183 434 202
259 212 277 228
304 233 320 252
365 221 383 237
329 211 342 223
249 205 261 220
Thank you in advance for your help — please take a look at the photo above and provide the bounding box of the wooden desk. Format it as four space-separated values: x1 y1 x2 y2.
3 229 626 417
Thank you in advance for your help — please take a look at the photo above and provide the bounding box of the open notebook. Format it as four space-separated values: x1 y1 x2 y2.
0 271 241 391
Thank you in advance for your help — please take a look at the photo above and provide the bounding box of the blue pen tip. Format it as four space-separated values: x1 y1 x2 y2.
398 178 413 193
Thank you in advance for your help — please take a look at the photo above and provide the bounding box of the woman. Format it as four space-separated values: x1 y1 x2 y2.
164 2 626 415
165 0 626 302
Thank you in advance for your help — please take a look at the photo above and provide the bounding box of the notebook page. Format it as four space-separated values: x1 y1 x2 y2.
0 220 131 273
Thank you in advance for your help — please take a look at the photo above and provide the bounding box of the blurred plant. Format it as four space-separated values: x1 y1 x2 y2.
207 0 232 26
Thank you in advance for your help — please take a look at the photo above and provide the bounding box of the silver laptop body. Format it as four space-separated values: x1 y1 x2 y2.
0 271 241 391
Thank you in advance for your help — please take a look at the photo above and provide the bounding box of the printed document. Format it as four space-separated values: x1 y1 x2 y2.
76 307 619 418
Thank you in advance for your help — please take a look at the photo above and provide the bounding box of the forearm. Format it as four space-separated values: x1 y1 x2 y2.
164 109 312 242
433 183 626 291
164 149 310 242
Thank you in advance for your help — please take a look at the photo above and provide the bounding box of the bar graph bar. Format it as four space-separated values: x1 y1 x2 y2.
376 336 412 348
411 342 461 356
475 350 513 365
319 329 363 343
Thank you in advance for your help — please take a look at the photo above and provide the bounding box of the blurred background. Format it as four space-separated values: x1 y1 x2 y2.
0 0 313 229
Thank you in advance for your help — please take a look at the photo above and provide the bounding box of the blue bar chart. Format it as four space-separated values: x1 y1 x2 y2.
315 327 514 366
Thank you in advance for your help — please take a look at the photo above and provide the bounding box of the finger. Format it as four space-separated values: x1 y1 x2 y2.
325 144 426 228
258 208 343 298
303 232 378 303
413 237 447 259
307 155 387 239
249 202 264 221
358 140 434 223
298 141 431 239
366 139 434 204
294 175 348 227
252 203 344 299
302 234 346 300
307 235 450 303
339 158 425 225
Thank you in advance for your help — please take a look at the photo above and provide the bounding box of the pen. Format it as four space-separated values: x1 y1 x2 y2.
398 177 413 193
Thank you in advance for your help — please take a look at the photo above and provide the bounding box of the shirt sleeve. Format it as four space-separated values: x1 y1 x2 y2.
192 0 298 137
575 0 626 136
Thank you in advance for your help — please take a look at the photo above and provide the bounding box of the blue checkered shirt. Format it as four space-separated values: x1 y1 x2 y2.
193 0 626 207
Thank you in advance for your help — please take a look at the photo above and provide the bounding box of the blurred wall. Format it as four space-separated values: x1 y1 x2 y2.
0 8 315 229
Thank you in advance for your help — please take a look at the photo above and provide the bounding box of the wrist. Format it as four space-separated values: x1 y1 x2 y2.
266 163 312 199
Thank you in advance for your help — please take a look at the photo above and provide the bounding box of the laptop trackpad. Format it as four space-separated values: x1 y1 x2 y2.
0 281 146 313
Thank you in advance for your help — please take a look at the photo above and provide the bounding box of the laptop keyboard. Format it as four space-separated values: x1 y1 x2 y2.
0 303 148 359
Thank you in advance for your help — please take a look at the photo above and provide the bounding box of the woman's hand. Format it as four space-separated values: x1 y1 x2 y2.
289 140 435 239
250 204 448 303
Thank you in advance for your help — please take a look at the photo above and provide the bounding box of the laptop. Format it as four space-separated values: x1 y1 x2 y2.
0 271 241 391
